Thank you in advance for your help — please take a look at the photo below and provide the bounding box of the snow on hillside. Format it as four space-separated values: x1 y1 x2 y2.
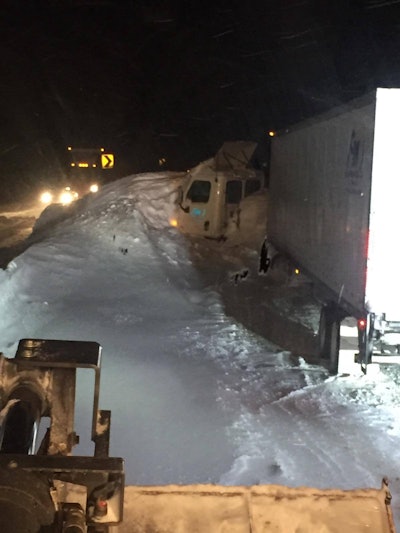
1 169 400 528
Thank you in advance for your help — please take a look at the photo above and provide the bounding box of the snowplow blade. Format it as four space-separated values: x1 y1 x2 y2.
112 480 395 532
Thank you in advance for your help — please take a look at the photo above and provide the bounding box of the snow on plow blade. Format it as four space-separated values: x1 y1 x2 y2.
112 480 395 532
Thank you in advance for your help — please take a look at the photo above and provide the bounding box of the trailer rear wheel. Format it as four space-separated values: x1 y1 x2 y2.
318 304 341 375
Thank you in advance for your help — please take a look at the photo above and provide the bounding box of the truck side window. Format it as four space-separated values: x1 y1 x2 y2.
186 180 211 203
244 178 261 197
226 180 242 204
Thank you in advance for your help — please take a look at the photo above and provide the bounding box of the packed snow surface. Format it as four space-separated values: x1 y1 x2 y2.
1 170 400 528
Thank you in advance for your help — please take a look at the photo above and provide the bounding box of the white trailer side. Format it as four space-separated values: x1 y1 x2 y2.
367 89 400 320
267 88 400 373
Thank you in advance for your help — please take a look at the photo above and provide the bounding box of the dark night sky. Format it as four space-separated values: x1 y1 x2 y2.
1 0 400 200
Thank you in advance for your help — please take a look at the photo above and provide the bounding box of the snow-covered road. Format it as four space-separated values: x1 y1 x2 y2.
1 172 400 528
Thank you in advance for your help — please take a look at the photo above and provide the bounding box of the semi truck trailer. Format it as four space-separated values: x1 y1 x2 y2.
264 87 400 374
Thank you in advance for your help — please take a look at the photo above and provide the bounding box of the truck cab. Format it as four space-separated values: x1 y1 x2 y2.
67 146 105 194
173 142 266 240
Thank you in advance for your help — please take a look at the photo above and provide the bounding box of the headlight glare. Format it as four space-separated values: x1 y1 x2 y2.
40 191 53 204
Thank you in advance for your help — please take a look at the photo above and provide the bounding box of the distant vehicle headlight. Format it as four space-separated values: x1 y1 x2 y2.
40 191 53 204
89 183 99 193
59 187 78 205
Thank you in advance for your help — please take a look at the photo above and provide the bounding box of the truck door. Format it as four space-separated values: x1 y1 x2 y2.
178 178 222 237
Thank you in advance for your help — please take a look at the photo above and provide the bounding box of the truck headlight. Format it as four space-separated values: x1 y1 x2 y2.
89 183 99 193
59 190 74 205
40 191 53 205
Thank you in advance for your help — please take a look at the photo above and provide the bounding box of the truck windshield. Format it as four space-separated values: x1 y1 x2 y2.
186 180 211 203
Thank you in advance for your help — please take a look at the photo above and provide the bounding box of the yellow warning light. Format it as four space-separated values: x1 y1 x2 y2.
71 163 76 167
295 268 300 275
78 162 89 168
92 164 97 167
170 218 178 228
100 147 105 152
268 131 276 137
67 146 72 151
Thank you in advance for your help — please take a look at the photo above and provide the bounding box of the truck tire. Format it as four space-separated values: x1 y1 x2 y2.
318 303 341 375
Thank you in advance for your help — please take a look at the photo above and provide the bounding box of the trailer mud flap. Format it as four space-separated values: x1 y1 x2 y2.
357 314 375 374
318 303 342 375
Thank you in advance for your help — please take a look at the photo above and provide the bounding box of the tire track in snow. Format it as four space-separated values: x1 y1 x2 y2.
269 377 397 488
272 394 351 485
